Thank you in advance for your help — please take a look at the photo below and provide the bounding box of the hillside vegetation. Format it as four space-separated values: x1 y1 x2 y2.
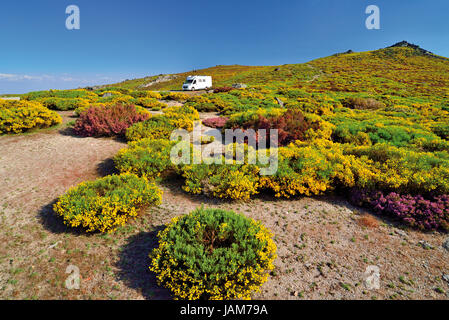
106 43 449 104
2 41 449 301
8 41 449 232
104 42 449 231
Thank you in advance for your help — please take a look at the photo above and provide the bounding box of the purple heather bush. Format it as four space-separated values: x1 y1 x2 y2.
202 116 229 129
350 189 449 232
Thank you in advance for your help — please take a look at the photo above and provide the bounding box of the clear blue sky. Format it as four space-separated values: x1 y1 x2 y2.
1 0 448 94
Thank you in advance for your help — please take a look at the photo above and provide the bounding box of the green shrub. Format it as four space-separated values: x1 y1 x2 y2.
130 91 162 100
126 105 199 141
114 139 177 179
53 174 162 233
0 100 62 134
93 87 131 95
135 97 166 110
37 97 90 111
150 207 277 300
225 108 284 129
161 92 190 102
96 94 136 104
22 89 98 101
341 97 385 110
180 162 260 201
344 143 449 194
432 123 449 140
126 116 177 141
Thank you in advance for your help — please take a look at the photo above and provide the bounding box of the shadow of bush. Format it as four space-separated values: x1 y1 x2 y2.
96 158 119 177
38 200 85 235
116 227 172 300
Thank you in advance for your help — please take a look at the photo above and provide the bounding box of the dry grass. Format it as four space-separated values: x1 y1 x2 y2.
358 214 380 229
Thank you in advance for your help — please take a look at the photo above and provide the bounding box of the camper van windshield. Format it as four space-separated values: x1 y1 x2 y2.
185 80 193 84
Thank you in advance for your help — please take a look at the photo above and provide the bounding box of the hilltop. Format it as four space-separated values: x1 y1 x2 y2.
101 42 449 101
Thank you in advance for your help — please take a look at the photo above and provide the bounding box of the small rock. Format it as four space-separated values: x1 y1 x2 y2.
291 291 299 297
232 83 247 89
275 97 284 108
418 240 434 250
442 274 449 284
102 92 113 98
48 241 61 250
395 229 408 238
443 238 449 251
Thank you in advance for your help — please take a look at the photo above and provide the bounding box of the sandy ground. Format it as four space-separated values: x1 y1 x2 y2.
0 111 448 300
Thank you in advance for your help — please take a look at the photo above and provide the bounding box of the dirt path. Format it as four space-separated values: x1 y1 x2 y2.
0 112 128 299
305 63 325 82
0 112 126 217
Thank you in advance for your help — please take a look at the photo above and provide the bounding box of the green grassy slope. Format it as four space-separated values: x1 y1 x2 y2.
103 42 449 104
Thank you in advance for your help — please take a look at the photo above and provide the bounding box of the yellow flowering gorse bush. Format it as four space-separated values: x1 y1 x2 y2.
150 207 277 300
0 100 62 134
53 173 162 233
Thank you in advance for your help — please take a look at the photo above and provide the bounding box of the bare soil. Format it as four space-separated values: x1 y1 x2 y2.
0 111 448 300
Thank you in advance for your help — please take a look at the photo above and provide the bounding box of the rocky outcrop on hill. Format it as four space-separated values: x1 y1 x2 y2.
389 41 434 54
139 74 179 88
333 49 354 57
232 83 247 89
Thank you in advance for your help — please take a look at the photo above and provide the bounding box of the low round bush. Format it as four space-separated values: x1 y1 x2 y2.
37 97 90 111
341 97 385 110
22 89 98 101
114 138 177 179
180 162 261 201
53 173 162 233
161 92 190 102
130 90 162 100
135 98 166 110
150 207 277 300
73 103 150 137
126 105 199 141
96 94 135 104
125 116 177 141
0 100 62 134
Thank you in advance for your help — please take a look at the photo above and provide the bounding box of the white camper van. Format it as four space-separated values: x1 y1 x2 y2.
182 76 212 91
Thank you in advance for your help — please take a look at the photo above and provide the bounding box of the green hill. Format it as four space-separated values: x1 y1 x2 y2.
104 41 449 104
13 41 449 229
